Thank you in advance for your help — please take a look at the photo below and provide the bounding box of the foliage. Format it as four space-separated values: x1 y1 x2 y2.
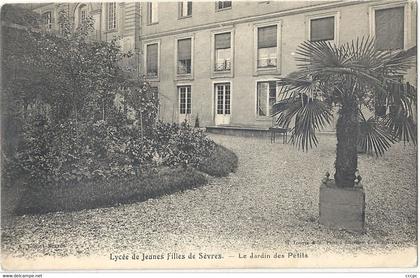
273 38 416 187
13 167 207 215
198 145 238 177
1 4 42 27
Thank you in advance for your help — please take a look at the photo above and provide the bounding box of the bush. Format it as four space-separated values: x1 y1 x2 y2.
13 167 207 215
198 145 238 177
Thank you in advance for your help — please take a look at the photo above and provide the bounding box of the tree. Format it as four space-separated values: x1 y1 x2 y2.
273 38 416 187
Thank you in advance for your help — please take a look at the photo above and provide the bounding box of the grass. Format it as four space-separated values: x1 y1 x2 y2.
4 167 207 216
198 145 238 177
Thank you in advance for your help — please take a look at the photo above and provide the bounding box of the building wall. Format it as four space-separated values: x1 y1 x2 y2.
32 3 142 57
140 0 417 129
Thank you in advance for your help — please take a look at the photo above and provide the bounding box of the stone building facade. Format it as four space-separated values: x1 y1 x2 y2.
32 1 417 129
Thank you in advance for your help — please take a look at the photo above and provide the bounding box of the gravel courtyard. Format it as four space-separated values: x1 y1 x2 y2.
1 134 417 260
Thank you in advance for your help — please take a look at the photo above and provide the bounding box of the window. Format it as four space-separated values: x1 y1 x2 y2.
177 38 192 75
257 81 277 117
257 25 277 68
374 7 404 50
146 43 159 78
215 32 231 71
79 4 88 25
216 83 231 115
107 3 117 30
216 1 232 11
178 86 192 115
147 2 158 24
310 16 335 42
42 11 52 29
179 1 192 18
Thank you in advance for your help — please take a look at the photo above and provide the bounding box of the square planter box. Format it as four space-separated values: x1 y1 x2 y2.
319 180 365 233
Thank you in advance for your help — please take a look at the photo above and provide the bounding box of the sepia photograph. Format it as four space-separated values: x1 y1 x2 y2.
0 0 418 272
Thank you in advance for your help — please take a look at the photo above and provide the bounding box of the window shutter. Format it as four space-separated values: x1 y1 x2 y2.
375 7 404 50
310 16 334 41
178 38 191 60
147 44 158 73
258 25 277 48
215 33 231 49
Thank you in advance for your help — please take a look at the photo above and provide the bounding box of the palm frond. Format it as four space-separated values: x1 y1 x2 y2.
357 113 396 157
273 96 332 151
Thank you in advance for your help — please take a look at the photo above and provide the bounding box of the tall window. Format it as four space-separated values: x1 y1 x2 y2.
177 38 192 74
79 4 88 25
179 1 192 17
42 11 52 29
216 1 232 11
146 43 158 78
147 2 158 24
215 32 231 71
375 7 404 50
257 25 277 68
178 86 192 115
216 83 231 115
310 16 335 42
107 3 117 30
257 81 277 117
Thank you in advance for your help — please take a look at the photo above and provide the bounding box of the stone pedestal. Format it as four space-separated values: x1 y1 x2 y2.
319 180 365 233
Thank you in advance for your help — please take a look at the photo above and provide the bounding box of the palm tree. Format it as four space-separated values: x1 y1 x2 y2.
273 38 416 188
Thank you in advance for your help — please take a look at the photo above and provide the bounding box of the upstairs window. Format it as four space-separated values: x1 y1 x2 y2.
257 81 277 117
375 7 404 50
215 32 231 71
216 1 232 11
310 16 335 42
42 11 52 29
146 43 158 78
107 3 117 30
179 1 192 18
147 2 159 24
177 38 192 75
257 25 277 68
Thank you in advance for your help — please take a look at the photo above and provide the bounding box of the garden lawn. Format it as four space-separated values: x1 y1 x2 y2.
1 134 417 258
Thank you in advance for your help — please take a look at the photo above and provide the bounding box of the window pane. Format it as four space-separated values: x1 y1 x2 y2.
257 82 269 116
187 1 192 15
177 38 192 74
268 81 277 115
107 3 117 30
146 44 158 76
180 1 192 16
186 87 191 114
215 48 231 71
258 25 277 48
310 16 334 42
148 2 158 23
225 85 230 115
257 47 277 68
375 7 404 50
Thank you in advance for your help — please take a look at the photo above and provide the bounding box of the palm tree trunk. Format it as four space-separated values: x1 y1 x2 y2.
334 96 359 187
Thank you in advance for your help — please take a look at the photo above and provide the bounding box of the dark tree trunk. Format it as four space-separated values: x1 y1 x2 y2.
334 95 359 187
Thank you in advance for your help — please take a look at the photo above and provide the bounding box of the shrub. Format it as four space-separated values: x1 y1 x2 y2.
198 145 238 177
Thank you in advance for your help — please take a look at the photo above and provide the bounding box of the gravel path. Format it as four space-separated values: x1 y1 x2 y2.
1 134 417 259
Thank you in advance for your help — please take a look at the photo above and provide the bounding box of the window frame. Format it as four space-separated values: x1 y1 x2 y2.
174 35 194 80
178 1 192 19
42 11 53 30
255 79 278 119
369 2 410 51
106 2 117 31
211 28 234 77
215 1 232 12
147 2 159 25
178 85 192 116
253 20 282 75
306 12 339 45
212 81 232 119
143 40 161 80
